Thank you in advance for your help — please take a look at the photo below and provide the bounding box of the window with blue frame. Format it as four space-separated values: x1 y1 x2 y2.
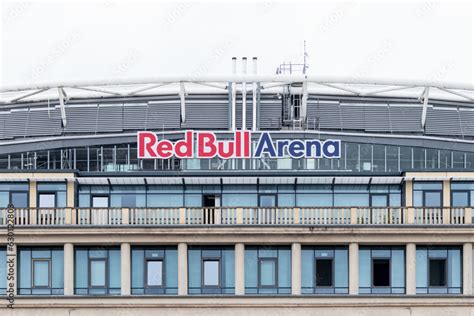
37 183 67 208
416 246 462 294
74 247 120 295
188 247 234 294
359 247 405 294
245 246 291 294
0 248 6 295
301 247 348 294
0 183 29 225
18 247 63 295
0 183 29 208
413 182 443 207
131 247 178 295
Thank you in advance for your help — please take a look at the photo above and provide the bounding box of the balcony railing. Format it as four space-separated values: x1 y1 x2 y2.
0 207 472 226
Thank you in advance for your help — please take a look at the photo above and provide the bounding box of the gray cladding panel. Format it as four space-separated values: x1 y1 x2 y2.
307 101 342 130
425 108 462 136
146 100 181 130
259 95 281 129
123 104 148 130
5 110 28 138
64 105 98 133
389 106 423 132
364 105 391 132
97 104 123 132
182 96 228 129
460 110 474 136
26 108 62 136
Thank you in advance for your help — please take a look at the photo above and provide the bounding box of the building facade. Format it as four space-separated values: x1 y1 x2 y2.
0 76 474 315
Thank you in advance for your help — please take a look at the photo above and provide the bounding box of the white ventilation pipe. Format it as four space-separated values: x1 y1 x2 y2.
242 57 247 130
252 57 258 131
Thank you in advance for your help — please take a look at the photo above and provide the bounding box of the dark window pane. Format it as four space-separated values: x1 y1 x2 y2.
373 259 390 287
429 259 446 287
316 259 333 287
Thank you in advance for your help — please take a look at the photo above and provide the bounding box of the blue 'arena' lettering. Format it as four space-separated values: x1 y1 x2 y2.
254 133 341 158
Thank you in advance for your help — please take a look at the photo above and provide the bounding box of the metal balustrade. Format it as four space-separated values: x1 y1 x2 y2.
0 207 471 226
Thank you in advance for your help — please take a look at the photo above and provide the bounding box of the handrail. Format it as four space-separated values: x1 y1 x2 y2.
0 207 471 226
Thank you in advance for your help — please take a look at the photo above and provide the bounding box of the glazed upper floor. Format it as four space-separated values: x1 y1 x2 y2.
0 171 474 226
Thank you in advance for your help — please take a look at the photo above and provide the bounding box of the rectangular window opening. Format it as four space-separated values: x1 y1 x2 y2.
429 259 447 287
146 260 163 287
372 259 390 287
259 258 277 287
203 259 220 287
315 259 333 287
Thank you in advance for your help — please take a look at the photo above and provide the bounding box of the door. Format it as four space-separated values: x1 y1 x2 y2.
202 195 220 224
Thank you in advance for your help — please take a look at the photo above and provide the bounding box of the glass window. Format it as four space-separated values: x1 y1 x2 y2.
359 247 405 294
90 260 106 287
33 260 50 287
416 246 462 294
260 259 277 287
259 195 276 207
18 247 63 295
413 182 443 207
315 259 332 287
203 260 220 286
92 196 109 208
11 192 28 208
74 247 120 295
131 247 177 295
188 247 234 295
245 246 291 295
372 259 390 287
429 259 446 287
39 194 55 208
146 261 163 287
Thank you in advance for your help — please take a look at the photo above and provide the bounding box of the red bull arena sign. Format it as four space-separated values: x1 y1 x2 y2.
138 131 341 159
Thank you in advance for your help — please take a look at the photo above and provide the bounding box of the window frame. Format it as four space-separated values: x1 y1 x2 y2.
369 193 389 207
31 258 51 289
258 257 278 288
145 259 165 288
88 258 108 289
451 190 470 207
91 195 110 208
371 257 391 288
258 194 278 207
314 258 334 288
37 192 58 208
201 257 221 288
8 190 29 208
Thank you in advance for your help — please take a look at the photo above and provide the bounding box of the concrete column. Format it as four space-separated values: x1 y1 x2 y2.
121 243 131 295
349 243 359 295
442 179 451 207
463 243 472 295
66 180 75 207
406 243 416 295
291 243 301 295
64 243 74 295
405 180 413 207
235 243 245 295
178 243 188 295
29 180 37 208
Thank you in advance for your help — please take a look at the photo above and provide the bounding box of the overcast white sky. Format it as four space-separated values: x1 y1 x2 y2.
0 0 473 89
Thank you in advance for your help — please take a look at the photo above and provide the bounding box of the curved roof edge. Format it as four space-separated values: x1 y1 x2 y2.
1 76 473 105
